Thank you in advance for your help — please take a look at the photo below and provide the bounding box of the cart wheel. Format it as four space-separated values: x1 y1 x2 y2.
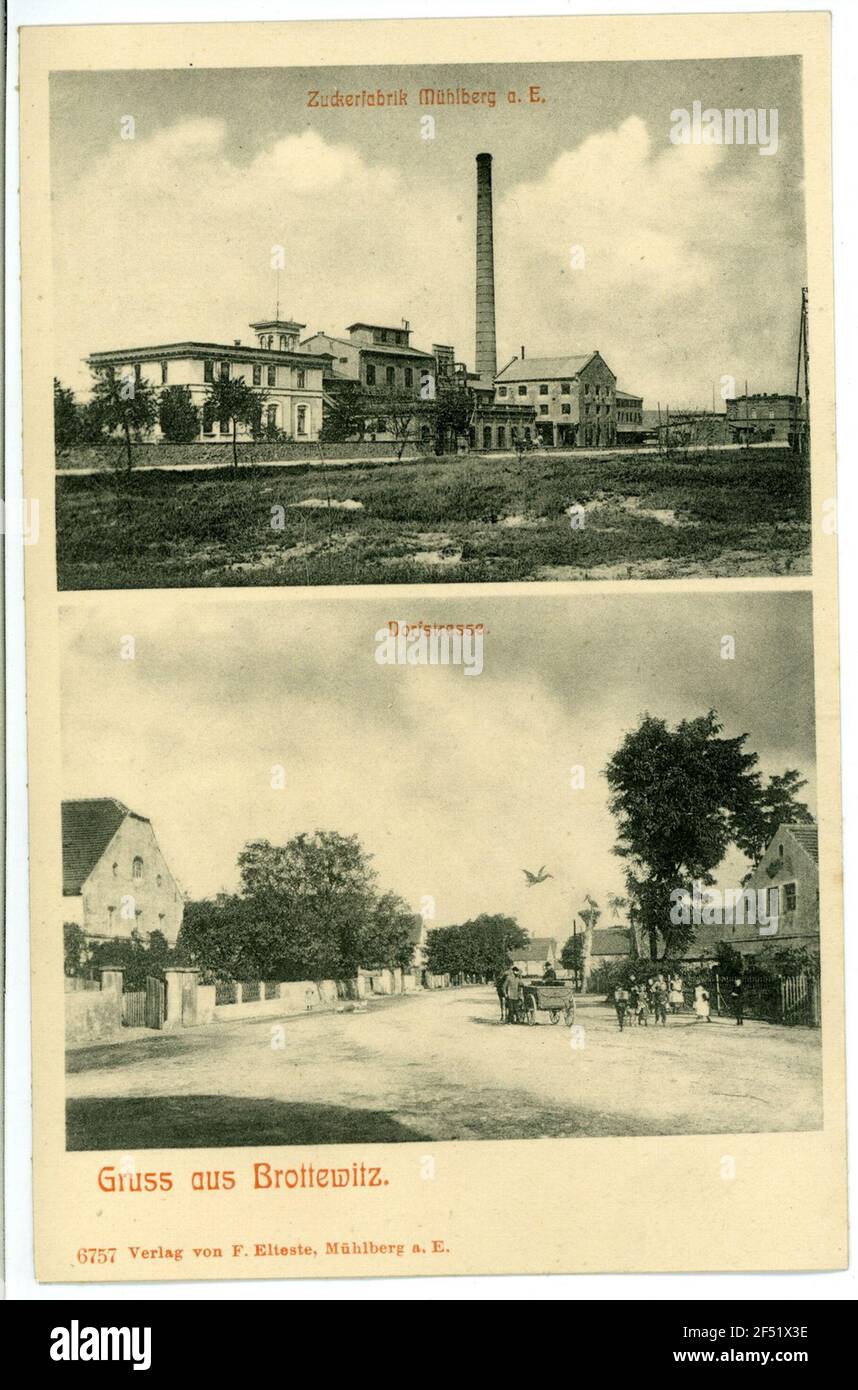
549 1009 561 1024
564 1000 576 1027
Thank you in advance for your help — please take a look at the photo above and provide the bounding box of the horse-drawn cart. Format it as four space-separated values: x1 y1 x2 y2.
518 979 576 1026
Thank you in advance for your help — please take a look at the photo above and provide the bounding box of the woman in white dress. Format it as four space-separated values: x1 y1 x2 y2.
693 983 712 1021
669 975 684 1013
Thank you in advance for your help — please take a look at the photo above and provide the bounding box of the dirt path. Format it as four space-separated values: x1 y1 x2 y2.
66 986 822 1149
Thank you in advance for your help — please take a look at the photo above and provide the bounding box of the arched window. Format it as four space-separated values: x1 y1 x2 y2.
132 856 144 881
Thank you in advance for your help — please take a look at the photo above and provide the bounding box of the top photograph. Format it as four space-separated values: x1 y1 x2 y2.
51 57 811 589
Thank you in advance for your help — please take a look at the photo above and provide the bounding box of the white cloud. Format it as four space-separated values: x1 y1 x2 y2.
54 113 804 405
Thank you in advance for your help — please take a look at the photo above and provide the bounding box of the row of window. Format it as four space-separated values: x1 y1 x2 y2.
497 382 613 399
257 333 299 351
199 404 308 436
203 360 308 389
364 364 419 388
618 410 643 423
104 906 168 934
111 856 155 883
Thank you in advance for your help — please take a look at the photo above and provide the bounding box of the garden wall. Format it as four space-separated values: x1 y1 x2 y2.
57 440 425 471
65 988 122 1045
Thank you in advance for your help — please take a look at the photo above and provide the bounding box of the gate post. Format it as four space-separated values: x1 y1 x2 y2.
99 967 124 997
164 966 200 1030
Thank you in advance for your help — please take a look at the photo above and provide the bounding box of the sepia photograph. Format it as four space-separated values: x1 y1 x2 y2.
51 57 811 589
61 589 822 1151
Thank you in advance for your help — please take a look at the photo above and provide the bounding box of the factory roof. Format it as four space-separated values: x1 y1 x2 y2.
494 353 604 382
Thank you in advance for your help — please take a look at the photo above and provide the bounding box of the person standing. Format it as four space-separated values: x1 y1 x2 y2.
731 975 744 1026
653 977 668 1026
669 974 684 1014
614 984 629 1031
693 983 712 1022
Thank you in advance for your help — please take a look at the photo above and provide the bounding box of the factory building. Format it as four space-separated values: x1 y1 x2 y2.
301 320 436 443
87 317 329 442
726 393 806 447
494 352 618 448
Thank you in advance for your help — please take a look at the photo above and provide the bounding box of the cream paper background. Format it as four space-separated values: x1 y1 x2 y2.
20 11 845 1281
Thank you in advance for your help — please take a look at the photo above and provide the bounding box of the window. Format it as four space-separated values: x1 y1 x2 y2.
784 882 797 912
220 417 230 435
778 843 784 859
561 404 571 415
134 363 142 384
267 405 277 430
538 404 549 415
132 856 144 881
386 366 396 386
297 405 307 436
539 384 548 395
279 335 287 351
252 365 262 386
584 384 591 396
107 906 115 931
296 368 306 388
483 427 492 448
767 886 780 917
267 366 276 387
518 385 527 397
404 367 413 387
204 360 214 383
219 361 230 382
160 361 168 385
498 386 507 397
497 427 506 447
561 383 571 395
366 364 376 386
112 862 118 877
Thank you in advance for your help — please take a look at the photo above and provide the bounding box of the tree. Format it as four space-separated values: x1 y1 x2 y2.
578 894 601 931
320 382 366 443
77 398 107 444
205 377 266 471
430 379 474 454
54 378 79 453
158 385 200 443
607 894 628 921
736 769 813 865
426 915 527 979
560 932 584 987
64 922 87 976
89 365 158 471
374 385 422 460
605 710 812 961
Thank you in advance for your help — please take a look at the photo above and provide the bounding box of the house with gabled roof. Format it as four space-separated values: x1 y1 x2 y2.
494 350 632 448
734 822 819 958
62 798 184 945
511 936 558 976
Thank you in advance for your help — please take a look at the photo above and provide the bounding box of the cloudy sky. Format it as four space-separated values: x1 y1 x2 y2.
52 57 806 406
61 590 816 943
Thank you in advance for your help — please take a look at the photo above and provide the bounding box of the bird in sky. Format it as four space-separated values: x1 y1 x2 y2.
522 865 553 886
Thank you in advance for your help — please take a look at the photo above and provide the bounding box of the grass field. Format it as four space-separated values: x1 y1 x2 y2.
55 447 811 588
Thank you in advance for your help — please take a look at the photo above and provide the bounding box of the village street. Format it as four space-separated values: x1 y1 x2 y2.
66 985 822 1150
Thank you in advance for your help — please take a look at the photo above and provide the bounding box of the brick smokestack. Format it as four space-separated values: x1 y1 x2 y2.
475 152 497 382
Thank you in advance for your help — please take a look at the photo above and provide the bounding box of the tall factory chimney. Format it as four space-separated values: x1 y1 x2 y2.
475 152 497 382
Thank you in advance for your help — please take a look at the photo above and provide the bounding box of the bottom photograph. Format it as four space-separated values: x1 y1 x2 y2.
60 587 821 1151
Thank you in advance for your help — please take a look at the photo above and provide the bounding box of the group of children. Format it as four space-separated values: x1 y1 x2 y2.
612 973 685 1030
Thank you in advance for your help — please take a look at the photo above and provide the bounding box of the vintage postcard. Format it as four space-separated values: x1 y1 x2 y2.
20 11 845 1282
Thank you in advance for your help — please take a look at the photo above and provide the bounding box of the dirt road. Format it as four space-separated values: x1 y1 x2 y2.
66 986 822 1150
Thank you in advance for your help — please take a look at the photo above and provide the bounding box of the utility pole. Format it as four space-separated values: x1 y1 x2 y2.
792 288 810 457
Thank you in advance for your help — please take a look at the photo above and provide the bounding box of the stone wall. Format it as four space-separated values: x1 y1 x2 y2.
65 987 122 1045
57 440 426 471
